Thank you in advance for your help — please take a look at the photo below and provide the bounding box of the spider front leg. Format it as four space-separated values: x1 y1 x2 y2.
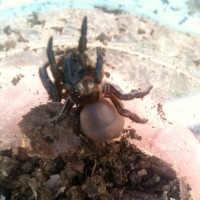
47 37 61 81
39 37 65 102
95 47 103 84
77 16 88 66
47 37 63 99
39 63 61 102
78 16 87 54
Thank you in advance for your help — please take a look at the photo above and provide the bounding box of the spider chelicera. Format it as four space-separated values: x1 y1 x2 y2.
39 16 153 143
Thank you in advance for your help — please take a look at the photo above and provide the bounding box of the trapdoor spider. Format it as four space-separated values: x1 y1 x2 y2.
39 16 152 142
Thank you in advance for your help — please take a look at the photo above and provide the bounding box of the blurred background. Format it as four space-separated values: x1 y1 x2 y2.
0 0 200 34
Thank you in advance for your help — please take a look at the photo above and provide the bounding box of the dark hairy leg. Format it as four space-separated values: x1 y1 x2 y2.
47 37 59 79
77 16 88 66
63 52 73 85
72 106 83 135
46 37 64 99
72 106 92 147
103 84 153 100
47 37 55 69
78 16 87 54
50 99 74 123
95 47 103 84
106 94 148 123
39 62 61 102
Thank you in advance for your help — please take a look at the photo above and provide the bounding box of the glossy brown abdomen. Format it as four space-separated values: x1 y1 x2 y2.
80 98 124 142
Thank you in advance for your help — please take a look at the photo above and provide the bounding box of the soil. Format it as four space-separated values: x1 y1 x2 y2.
0 103 181 199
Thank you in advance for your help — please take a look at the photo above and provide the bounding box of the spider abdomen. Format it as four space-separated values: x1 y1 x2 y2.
80 98 124 142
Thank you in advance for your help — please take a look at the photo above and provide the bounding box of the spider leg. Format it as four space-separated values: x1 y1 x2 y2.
73 106 82 134
105 94 148 123
103 84 153 100
63 52 73 86
78 16 87 54
77 16 88 66
50 99 74 123
47 37 64 99
47 37 58 78
73 66 84 84
95 47 103 84
39 62 61 102
73 106 92 147
63 52 84 87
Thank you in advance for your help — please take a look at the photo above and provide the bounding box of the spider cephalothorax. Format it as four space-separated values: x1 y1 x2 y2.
39 16 152 143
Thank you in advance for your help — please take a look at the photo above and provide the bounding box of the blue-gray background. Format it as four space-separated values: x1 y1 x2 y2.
0 0 200 35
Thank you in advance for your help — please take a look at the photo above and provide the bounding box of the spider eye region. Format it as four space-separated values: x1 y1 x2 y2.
70 77 100 104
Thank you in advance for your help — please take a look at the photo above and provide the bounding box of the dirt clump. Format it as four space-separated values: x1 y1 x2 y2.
0 140 180 199
0 103 181 199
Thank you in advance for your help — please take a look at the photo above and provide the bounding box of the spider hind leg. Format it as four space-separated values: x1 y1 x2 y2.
108 95 148 123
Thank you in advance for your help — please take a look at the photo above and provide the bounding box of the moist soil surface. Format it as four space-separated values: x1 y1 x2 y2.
0 103 181 200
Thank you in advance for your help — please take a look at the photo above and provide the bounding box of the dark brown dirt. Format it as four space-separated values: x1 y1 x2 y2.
0 103 181 199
